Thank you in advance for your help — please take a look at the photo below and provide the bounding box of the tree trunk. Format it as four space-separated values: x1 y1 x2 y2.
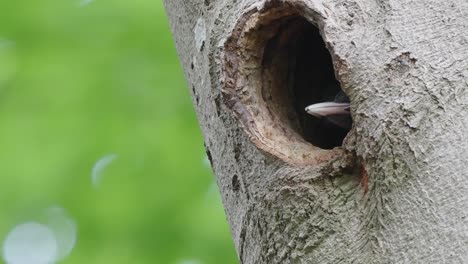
163 0 468 263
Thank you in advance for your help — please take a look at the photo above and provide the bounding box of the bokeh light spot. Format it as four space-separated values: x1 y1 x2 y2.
42 206 77 261
202 155 211 169
0 38 17 87
178 259 202 264
78 0 94 7
91 153 118 187
2 222 58 264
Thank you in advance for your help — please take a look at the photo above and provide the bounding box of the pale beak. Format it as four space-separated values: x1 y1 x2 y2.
305 102 350 118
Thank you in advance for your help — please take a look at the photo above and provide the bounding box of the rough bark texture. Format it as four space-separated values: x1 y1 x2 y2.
164 0 468 263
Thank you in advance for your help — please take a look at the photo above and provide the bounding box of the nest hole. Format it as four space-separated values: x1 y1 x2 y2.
262 16 351 150
223 6 353 165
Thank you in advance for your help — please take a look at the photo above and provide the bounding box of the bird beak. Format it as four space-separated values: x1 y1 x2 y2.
305 102 350 118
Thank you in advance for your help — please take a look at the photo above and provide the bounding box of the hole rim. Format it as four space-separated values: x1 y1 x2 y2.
221 2 349 166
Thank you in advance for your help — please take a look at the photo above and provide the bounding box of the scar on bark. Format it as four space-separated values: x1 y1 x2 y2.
221 1 353 166
360 162 369 195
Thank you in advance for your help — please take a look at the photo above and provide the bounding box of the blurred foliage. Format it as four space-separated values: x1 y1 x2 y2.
0 0 237 263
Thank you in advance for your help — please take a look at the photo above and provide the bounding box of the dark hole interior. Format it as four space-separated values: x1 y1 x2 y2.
263 16 351 149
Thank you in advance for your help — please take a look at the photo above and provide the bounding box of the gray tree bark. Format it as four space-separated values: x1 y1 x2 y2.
163 0 468 263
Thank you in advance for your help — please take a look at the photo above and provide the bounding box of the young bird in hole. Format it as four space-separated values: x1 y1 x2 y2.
305 91 351 130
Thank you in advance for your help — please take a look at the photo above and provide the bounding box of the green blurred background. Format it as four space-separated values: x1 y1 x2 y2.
0 0 237 263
